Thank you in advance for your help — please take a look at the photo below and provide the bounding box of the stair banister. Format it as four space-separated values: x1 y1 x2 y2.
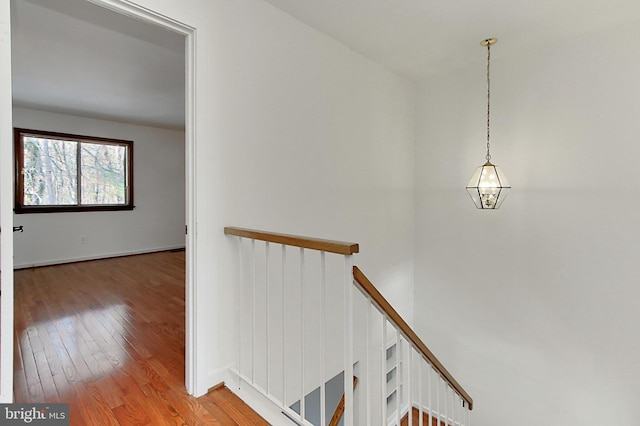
352 266 474 410
225 227 473 426
225 227 359 426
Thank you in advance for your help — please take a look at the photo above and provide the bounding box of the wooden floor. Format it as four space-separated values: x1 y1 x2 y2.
13 251 268 425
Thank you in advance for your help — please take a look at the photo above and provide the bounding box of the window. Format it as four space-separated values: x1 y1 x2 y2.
14 128 134 213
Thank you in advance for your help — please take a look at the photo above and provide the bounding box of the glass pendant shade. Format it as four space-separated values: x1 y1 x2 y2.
467 38 510 210
466 161 510 209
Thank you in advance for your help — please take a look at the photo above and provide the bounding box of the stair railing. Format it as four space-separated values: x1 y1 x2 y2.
353 267 472 426
225 227 472 426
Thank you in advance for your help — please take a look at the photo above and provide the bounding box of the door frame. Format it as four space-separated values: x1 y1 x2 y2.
0 0 199 401
0 0 14 403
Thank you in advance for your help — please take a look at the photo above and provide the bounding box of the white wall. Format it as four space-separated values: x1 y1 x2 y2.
213 0 416 316
415 22 640 425
99 0 416 394
211 0 416 390
12 107 186 268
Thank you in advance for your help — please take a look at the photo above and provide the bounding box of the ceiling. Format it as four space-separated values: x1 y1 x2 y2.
11 0 185 130
261 0 640 80
10 0 640 130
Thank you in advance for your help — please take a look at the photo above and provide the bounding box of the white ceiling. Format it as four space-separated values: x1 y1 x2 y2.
10 0 640 130
261 0 640 80
11 0 185 130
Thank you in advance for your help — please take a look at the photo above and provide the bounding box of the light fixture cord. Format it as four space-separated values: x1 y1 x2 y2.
486 41 491 163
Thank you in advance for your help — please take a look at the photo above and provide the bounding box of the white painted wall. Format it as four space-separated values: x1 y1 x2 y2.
12 107 186 268
415 22 640 425
86 0 416 395
210 0 416 325
212 0 416 391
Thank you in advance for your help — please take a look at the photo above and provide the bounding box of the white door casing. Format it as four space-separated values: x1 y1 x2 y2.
0 0 199 400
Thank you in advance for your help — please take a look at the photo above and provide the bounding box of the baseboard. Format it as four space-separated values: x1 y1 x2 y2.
13 245 186 270
203 366 282 421
201 365 235 397
226 368 305 426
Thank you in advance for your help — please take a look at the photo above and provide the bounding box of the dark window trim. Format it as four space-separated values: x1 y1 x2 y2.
14 128 135 214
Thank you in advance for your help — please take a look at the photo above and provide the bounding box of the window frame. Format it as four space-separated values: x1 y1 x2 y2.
14 128 135 214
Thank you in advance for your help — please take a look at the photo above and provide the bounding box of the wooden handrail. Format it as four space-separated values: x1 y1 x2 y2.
353 266 474 410
224 227 359 255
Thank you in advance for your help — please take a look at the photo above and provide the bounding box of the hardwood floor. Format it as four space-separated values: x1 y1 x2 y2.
13 251 267 425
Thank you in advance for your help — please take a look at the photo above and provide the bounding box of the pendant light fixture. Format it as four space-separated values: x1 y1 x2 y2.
466 38 510 209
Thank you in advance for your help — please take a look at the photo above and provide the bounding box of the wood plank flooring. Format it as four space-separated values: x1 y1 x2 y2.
13 251 268 425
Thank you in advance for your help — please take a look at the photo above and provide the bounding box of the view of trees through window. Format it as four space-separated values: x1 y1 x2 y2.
15 129 133 213
23 137 78 205
80 142 127 205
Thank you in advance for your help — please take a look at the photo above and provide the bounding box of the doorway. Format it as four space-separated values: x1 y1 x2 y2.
0 0 197 401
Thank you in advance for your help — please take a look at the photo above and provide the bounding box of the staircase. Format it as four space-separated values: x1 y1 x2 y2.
225 227 473 426
288 372 358 426
400 408 450 426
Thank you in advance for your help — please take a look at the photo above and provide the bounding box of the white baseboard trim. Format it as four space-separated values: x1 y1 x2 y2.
225 368 307 426
203 365 235 396
13 245 186 270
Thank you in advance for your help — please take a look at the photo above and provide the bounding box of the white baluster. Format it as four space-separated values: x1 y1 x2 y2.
281 244 287 405
418 358 423 426
366 298 372 426
251 238 256 384
453 393 458 426
436 370 440 426
238 237 243 385
427 360 432 426
467 401 471 426
300 248 305 422
396 331 401 425
407 347 413 426
445 384 449 426
320 251 326 426
265 242 270 395
462 394 466 426
382 316 387 425
344 255 354 426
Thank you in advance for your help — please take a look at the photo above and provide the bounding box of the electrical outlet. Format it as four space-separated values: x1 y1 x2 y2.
80 235 87 245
